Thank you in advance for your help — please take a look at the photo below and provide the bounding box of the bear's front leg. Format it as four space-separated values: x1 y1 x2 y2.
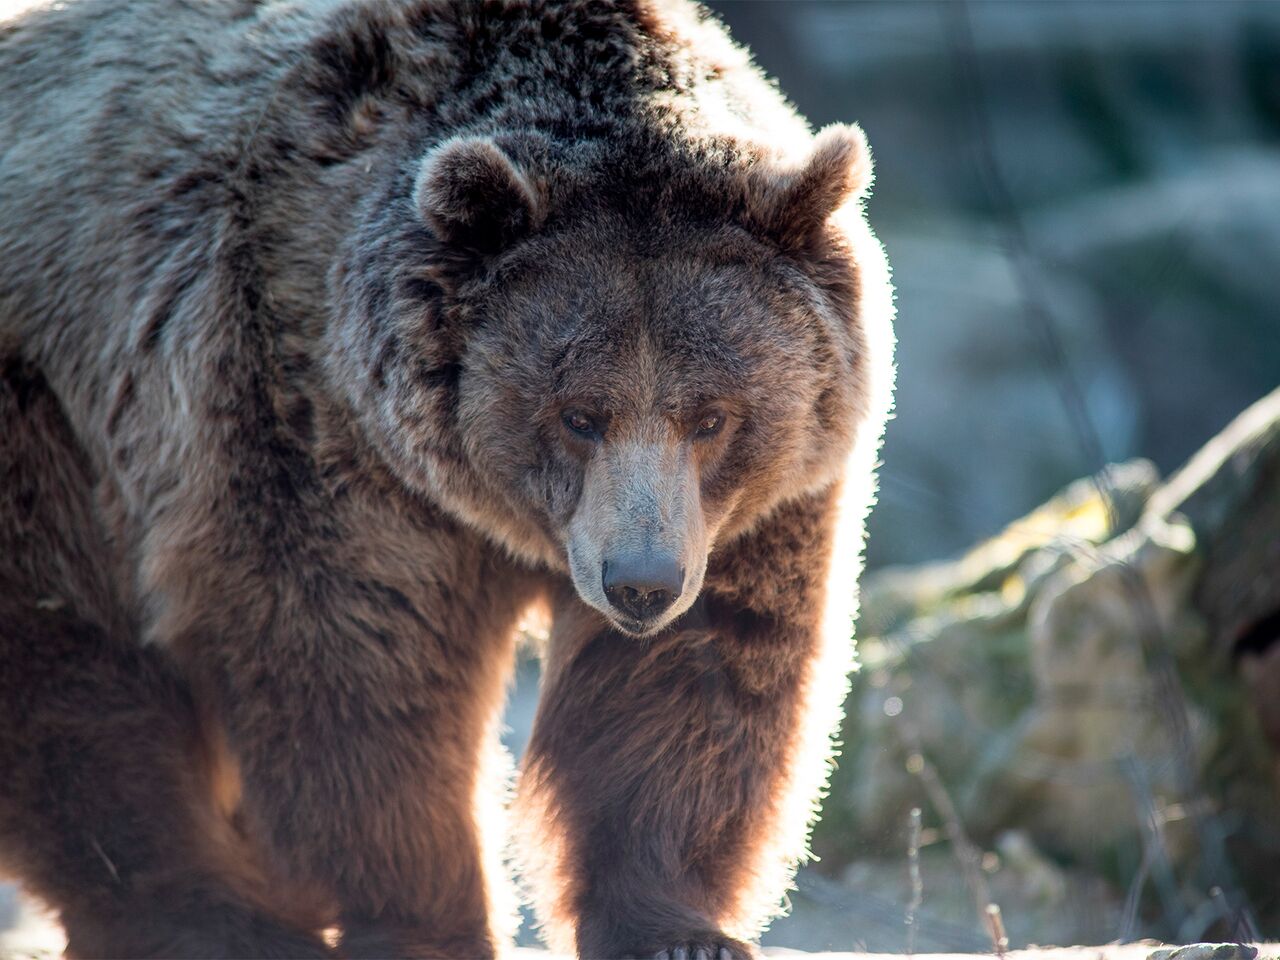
519 486 855 959
154 491 536 959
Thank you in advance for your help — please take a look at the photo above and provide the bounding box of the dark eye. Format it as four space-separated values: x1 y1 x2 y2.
695 412 725 438
562 409 599 438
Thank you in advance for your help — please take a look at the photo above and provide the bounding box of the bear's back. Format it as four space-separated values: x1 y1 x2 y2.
1 0 279 340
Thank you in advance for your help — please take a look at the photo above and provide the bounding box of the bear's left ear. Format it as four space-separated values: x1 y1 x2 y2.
414 137 543 252
744 123 872 251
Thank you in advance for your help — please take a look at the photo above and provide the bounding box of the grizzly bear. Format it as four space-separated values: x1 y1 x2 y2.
0 0 895 956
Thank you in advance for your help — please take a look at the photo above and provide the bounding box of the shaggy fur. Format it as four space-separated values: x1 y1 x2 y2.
0 0 895 957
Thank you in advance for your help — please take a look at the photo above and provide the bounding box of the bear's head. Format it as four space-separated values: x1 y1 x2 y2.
330 125 884 637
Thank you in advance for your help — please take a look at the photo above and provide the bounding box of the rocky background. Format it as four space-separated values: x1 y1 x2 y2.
796 391 1280 951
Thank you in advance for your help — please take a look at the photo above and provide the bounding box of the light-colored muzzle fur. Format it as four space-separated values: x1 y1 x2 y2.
566 431 708 636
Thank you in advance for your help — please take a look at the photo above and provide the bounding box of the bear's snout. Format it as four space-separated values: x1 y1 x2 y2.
601 552 685 624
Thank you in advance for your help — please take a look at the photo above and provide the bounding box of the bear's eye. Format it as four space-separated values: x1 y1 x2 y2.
694 412 725 439
562 409 600 439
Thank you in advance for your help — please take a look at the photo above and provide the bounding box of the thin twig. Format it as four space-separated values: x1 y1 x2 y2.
796 871 990 951
906 806 923 958
985 903 1008 959
1121 753 1189 936
900 725 999 940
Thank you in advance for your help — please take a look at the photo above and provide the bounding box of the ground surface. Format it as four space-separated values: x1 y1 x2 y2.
0 899 1276 960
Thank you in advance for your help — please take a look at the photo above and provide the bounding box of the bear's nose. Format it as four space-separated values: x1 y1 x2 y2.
602 553 684 624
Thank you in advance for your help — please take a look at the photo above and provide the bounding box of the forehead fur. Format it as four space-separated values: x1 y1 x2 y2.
463 216 838 420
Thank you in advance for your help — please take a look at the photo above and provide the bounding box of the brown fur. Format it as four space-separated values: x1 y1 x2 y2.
0 0 895 956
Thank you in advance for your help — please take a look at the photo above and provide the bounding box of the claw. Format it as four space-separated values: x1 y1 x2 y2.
673 948 689 960
655 952 670 960
694 949 711 960
718 950 733 960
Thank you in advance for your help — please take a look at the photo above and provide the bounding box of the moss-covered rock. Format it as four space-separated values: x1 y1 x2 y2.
815 390 1280 942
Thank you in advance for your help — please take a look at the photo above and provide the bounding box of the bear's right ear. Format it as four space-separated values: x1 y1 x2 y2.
414 137 543 252
743 124 873 252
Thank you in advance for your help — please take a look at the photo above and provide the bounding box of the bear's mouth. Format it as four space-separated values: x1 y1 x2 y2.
609 613 653 638
604 592 711 639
